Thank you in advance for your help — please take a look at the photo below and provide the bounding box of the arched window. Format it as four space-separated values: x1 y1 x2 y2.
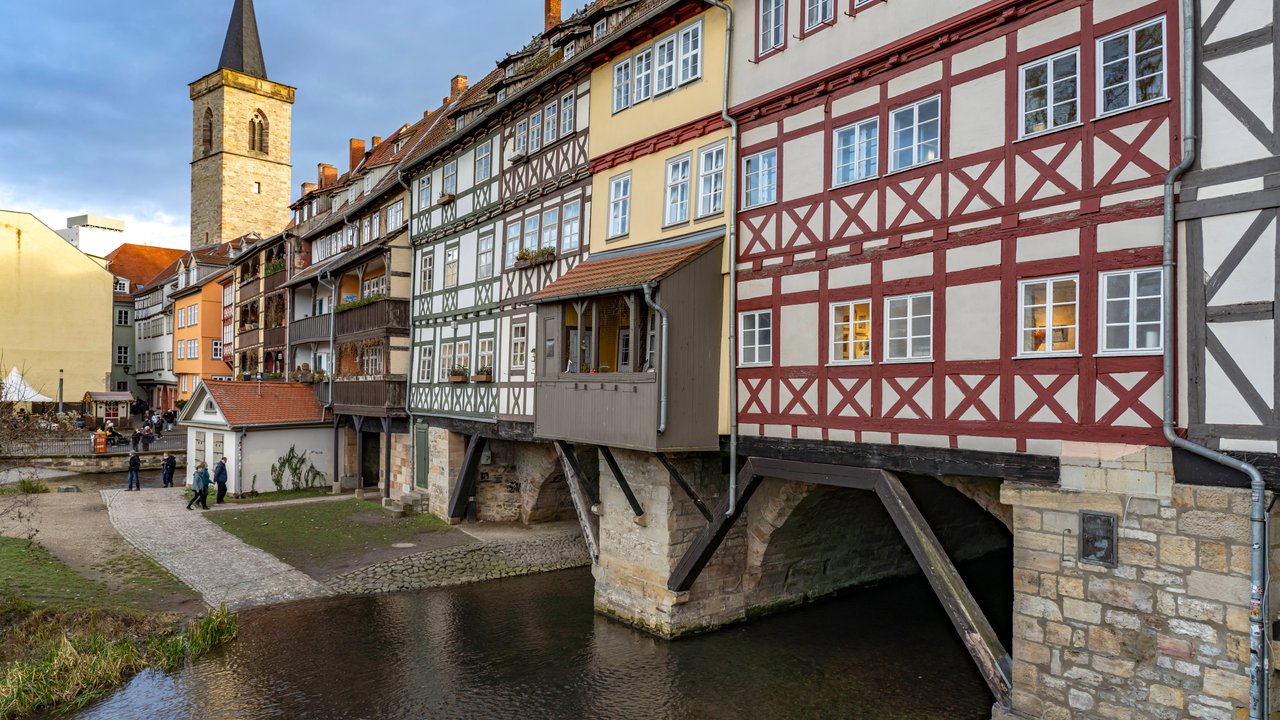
201 108 214 155
249 110 268 153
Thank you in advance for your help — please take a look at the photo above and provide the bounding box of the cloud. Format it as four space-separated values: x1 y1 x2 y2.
0 183 189 252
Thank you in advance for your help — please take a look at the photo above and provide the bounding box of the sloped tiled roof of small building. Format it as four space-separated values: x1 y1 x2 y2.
200 379 330 427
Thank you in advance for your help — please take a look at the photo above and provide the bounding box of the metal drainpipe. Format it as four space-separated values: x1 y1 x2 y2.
1162 2 1267 716
396 170 417 496
701 0 739 515
642 282 669 434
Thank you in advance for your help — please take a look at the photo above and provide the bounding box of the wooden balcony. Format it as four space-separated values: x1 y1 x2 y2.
332 376 407 418
334 298 409 338
236 326 260 349
263 268 288 293
263 325 287 349
290 314 331 344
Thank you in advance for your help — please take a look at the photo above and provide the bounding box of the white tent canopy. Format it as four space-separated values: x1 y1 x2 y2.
2 367 53 403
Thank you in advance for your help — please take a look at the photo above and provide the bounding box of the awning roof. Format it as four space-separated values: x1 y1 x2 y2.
529 230 723 304
86 391 133 402
2 367 52 402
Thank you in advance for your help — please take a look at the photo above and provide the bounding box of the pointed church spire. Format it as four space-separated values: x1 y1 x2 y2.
218 0 268 80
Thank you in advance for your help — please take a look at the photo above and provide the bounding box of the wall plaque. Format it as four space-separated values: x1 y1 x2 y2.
1079 511 1118 567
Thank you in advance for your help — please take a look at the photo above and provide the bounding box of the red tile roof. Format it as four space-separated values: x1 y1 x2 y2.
200 380 330 427
529 237 720 303
104 243 187 300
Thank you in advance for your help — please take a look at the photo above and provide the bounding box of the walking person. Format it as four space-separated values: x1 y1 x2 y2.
141 425 154 452
186 462 210 510
126 451 141 491
130 427 141 452
213 457 229 504
160 452 176 488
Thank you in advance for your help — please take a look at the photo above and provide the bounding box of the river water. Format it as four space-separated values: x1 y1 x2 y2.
78 553 1010 720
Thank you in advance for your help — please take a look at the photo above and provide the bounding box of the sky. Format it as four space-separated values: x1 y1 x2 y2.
0 0 577 249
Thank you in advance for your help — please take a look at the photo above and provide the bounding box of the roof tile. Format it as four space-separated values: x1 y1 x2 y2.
201 380 330 427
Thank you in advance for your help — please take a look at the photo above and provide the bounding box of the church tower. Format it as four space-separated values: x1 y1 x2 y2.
189 0 293 248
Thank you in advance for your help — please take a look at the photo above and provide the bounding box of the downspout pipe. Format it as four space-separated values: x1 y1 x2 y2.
396 170 417 496
1161 2 1267 717
701 0 740 515
642 282 669 434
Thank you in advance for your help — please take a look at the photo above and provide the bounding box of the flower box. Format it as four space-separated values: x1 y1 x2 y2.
513 250 556 269
447 374 468 383
470 372 493 383
438 193 456 206
509 152 527 164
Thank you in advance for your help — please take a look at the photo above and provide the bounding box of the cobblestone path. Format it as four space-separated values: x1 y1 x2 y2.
102 487 331 610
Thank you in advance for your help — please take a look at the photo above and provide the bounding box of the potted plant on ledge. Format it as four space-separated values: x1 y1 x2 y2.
447 364 469 383
438 192 456 206
471 365 493 382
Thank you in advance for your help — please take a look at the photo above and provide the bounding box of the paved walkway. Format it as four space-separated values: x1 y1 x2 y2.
204 492 350 512
102 486 331 610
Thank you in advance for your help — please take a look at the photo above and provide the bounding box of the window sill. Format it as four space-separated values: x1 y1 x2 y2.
694 210 725 223
885 157 943 178
661 218 691 232
1095 350 1162 358
605 232 630 242
1016 121 1083 144
881 357 934 365
830 174 880 192
1095 96 1170 122
827 359 872 367
742 199 777 212
737 362 772 369
1015 352 1082 360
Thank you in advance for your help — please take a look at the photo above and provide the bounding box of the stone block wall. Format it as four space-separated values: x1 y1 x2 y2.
425 426 462 519
1001 441 1279 720
474 439 521 522
388 432 411 500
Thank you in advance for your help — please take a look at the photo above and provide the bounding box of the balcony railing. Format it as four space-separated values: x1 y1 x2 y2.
236 326 260 348
289 315 331 344
335 298 409 337
332 376 407 417
264 268 288 293
263 325 287 349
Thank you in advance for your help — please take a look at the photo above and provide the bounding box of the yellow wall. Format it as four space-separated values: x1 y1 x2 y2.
588 6 728 158
0 211 113 402
174 282 227 400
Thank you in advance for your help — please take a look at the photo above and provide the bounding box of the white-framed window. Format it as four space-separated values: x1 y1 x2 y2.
181 375 188 393
529 111 542 152
834 117 879 185
678 21 702 85
739 310 773 366
523 215 540 252
560 93 575 135
516 120 528 155
1021 48 1080 137
1100 268 1163 353
187 339 199 360
116 308 130 326
116 345 130 365
760 0 785 54
634 49 653 102
444 246 460 288
562 201 581 251
831 300 872 363
594 19 607 39
419 251 434 294
387 200 404 229
805 0 833 30
362 217 371 244
443 160 458 195
1018 276 1078 355
608 173 631 238
455 340 471 374
613 59 633 112
505 222 521 267
654 35 677 94
477 338 494 373
664 155 692 226
886 293 932 361
475 140 492 181
417 345 434 383
544 102 559 144
176 308 185 329
439 343 454 381
418 175 432 209
177 341 185 360
211 339 223 360
372 212 381 239
511 324 528 369
743 149 778 208
360 343 383 376
541 208 559 249
113 278 130 293
477 232 495 279
1098 18 1166 115
564 43 576 62
188 305 198 326
889 96 941 171
697 143 726 217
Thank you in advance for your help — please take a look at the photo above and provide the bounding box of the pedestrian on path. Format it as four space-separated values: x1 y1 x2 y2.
187 462 210 510
126 452 141 491
141 425 154 451
161 452 176 487
213 457 228 504
130 427 141 452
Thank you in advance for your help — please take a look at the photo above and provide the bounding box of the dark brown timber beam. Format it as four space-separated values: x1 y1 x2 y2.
600 446 645 518
655 452 712 521
668 459 764 592
446 434 486 521
554 440 601 563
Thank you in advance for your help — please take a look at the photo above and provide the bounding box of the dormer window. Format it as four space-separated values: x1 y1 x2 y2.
363 176 372 194
594 19 607 39
505 65 516 78
564 43 576 62
113 277 129 293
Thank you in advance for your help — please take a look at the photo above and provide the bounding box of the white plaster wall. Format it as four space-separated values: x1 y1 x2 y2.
240 427 333 495
945 282 1001 360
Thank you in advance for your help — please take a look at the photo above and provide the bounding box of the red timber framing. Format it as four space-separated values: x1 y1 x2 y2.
732 0 1180 451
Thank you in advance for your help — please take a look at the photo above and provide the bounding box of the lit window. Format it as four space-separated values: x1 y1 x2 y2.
760 0 785 53
634 49 653 102
834 117 879 185
1021 49 1080 137
739 310 772 365
678 21 702 85
1101 269 1163 353
444 246 460 288
886 293 932 360
511 324 528 369
664 155 691 226
608 174 631 238
805 0 833 30
654 36 676 94
831 300 872 362
562 201 581 251
1098 18 1165 114
743 150 777 208
613 60 632 112
889 96 941 171
1019 276 1078 355
697 143 725 217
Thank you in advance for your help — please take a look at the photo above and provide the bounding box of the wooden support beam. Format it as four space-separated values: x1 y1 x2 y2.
554 440 600 563
600 446 645 519
381 417 392 500
875 470 1012 707
446 433 486 521
655 452 712 521
668 459 763 592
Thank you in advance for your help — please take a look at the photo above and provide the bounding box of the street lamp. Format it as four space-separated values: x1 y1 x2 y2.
57 369 63 414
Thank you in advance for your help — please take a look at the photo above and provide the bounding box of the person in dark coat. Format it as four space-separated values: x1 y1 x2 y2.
160 452 177 488
141 426 154 452
187 462 210 510
130 428 141 452
213 457 229 504
126 452 141 491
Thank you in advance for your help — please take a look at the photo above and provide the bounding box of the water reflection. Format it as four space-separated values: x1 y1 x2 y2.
79 553 1007 720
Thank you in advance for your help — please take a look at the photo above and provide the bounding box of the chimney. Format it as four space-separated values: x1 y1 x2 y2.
318 163 338 188
449 75 468 102
301 182 317 196
545 0 561 32
372 136 383 148
349 138 366 172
